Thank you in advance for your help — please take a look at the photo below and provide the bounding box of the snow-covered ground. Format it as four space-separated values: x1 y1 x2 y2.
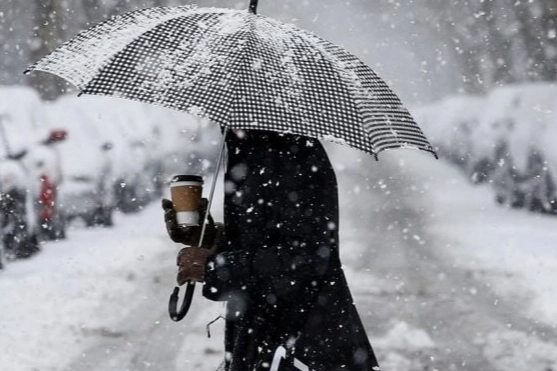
402 152 557 370
0 206 176 371
1 148 556 371
421 159 557 326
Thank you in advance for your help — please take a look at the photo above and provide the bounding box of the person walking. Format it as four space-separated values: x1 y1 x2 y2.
163 129 380 371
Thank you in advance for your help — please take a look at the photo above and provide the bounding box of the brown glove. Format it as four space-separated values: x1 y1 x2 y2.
176 222 223 284
176 246 210 284
162 198 223 284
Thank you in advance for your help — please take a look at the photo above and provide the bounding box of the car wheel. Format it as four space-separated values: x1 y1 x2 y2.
1 190 40 259
101 207 114 227
56 222 67 239
84 214 96 228
0 244 6 270
115 182 140 214
469 158 494 184
86 207 113 227
48 219 67 240
6 225 40 259
15 233 40 259
53 212 67 239
38 215 67 241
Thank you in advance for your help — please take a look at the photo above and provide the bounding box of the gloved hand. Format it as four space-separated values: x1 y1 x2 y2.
176 246 211 284
162 197 218 247
162 197 223 284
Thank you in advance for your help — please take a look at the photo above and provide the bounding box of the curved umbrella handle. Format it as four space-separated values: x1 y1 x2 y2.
168 128 228 323
168 282 195 322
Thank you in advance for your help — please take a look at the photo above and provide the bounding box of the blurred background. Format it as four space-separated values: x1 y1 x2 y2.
2 0 556 101
1 1 557 371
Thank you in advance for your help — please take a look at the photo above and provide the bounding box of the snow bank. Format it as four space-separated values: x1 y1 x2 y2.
371 322 435 351
415 83 557 214
0 203 175 371
418 157 557 325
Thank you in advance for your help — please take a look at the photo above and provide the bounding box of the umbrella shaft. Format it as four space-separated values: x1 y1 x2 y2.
249 0 258 14
198 127 228 247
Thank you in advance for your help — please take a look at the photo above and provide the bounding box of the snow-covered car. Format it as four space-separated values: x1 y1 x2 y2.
64 96 155 213
110 100 158 211
417 96 487 183
45 97 115 227
0 86 67 242
438 96 486 181
467 86 521 191
493 84 557 213
146 106 222 183
72 97 221 213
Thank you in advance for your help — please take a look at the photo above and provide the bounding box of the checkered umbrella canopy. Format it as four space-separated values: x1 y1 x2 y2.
27 4 437 159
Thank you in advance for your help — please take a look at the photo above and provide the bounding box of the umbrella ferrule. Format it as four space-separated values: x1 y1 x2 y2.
249 0 258 14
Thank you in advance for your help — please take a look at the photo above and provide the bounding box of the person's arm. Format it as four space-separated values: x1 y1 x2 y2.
162 198 222 284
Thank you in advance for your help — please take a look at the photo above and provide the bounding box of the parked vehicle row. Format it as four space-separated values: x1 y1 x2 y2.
1 86 220 269
0 87 67 265
414 83 557 215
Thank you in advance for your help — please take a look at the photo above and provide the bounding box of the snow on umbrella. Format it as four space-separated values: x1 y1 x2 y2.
25 1 436 160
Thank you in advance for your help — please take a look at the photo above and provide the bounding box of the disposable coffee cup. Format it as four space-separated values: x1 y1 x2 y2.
170 175 204 227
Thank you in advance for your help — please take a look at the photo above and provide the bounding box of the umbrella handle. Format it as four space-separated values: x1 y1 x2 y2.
168 282 195 321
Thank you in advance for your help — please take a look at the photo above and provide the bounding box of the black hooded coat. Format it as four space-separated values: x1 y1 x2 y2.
202 130 379 371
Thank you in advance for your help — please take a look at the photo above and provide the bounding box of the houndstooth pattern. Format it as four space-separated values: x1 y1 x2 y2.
27 5 436 158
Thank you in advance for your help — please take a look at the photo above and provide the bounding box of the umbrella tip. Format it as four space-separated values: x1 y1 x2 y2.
248 0 258 14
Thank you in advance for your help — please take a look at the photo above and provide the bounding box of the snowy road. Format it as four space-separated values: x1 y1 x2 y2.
2 148 557 371
336 150 557 370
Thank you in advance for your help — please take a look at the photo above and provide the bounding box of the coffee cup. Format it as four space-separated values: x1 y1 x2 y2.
170 175 204 227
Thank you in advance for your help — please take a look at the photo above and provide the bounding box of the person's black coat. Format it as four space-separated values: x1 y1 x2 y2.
202 130 379 371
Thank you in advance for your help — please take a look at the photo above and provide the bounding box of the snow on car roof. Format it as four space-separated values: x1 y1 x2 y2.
0 86 49 157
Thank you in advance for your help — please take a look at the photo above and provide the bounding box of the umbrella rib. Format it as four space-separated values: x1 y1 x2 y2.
322 50 401 155
290 26 435 158
182 13 261 126
223 15 265 127
299 36 377 156
258 20 374 155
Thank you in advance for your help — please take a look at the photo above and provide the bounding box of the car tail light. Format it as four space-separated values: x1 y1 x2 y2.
39 174 55 220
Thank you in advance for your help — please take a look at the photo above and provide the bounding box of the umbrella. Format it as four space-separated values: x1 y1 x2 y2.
25 0 437 321
25 0 436 160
